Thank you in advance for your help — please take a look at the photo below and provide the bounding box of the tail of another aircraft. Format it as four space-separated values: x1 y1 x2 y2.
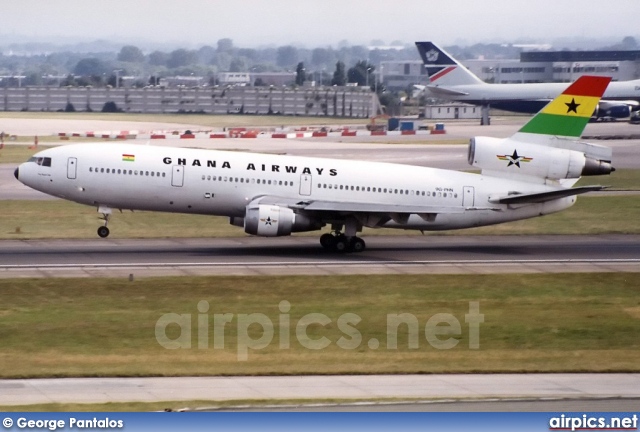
415 41 485 86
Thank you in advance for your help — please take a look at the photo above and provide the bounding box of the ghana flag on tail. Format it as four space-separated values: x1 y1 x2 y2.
518 76 611 137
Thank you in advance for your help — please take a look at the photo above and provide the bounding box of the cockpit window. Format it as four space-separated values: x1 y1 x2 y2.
28 156 52 167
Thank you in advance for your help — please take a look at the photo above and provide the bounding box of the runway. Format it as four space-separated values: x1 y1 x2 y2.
1 235 638 278
2 374 639 408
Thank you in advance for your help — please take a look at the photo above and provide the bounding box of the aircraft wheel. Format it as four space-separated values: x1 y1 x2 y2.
334 236 349 253
350 237 366 253
320 233 335 249
97 226 110 238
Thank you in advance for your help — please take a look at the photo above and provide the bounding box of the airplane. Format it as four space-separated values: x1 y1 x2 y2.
416 41 640 120
14 76 614 253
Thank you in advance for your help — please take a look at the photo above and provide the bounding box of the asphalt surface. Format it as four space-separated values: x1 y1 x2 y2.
1 235 638 278
2 374 639 408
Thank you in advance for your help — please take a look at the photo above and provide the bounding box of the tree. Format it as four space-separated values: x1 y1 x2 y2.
311 48 332 67
217 38 234 53
101 101 121 113
276 45 298 68
347 60 375 87
117 45 144 63
167 49 197 69
74 58 106 76
295 62 306 86
148 51 168 66
229 58 247 72
331 61 346 86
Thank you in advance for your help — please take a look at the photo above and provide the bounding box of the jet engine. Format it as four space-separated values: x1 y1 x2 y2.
593 101 639 120
468 136 614 179
234 204 322 237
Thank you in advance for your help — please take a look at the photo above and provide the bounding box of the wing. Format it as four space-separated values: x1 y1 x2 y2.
489 185 604 205
248 195 500 226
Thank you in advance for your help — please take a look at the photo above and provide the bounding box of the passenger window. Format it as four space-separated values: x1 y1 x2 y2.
279 181 282 185
106 168 110 173
367 187 370 192
151 172 155 177
89 167 93 172
100 168 104 173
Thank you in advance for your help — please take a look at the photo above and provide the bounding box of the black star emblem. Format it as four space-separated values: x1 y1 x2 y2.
265 217 272 225
508 150 522 168
565 98 580 114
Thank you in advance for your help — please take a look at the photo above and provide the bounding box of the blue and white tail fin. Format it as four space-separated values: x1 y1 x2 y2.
415 41 485 86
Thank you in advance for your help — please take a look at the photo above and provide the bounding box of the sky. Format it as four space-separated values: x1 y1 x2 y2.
1 0 638 49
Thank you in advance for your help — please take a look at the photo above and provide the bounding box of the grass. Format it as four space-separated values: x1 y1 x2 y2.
1 194 640 239
0 273 639 379
577 169 640 190
0 145 54 164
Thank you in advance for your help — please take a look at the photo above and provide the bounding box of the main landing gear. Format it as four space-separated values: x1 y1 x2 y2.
320 219 366 253
97 206 112 238
320 231 366 253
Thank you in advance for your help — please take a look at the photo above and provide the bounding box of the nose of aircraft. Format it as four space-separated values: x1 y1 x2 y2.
14 167 19 180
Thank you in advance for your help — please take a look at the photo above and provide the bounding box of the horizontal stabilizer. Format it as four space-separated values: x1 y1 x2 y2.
489 186 604 205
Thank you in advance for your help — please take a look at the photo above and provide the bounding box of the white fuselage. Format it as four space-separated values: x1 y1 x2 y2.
428 80 640 105
16 143 576 232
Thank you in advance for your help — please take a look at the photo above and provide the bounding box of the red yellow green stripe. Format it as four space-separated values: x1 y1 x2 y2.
122 154 135 162
518 76 611 137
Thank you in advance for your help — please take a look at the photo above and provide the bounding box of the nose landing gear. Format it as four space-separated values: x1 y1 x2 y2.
97 206 112 238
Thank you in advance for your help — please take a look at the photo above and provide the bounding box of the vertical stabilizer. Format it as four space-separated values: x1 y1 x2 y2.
516 76 611 138
415 41 485 86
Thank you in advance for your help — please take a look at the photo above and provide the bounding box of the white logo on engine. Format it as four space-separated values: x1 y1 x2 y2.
426 49 439 62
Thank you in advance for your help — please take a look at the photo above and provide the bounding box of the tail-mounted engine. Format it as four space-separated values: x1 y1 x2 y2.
468 136 614 179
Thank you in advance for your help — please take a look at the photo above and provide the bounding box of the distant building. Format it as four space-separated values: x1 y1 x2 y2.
217 72 296 87
379 61 429 91
379 49 640 90
423 104 482 120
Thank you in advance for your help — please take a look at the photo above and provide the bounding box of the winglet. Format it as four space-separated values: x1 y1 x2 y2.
518 76 611 137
